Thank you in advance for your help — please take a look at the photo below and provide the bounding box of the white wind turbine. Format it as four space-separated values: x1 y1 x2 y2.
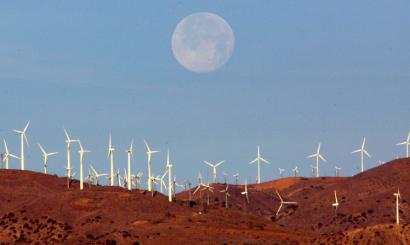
332 190 339 213
278 168 285 178
144 140 159 192
107 134 115 186
249 145 269 184
90 165 108 185
13 121 30 170
352 137 371 173
3 139 20 169
233 173 239 185
394 188 401 225
203 160 225 183
64 128 78 181
197 171 203 185
310 165 316 177
135 172 143 189
77 140 90 190
126 140 133 190
306 143 326 177
241 179 249 203
38 143 58 174
292 166 299 177
397 132 410 158
334 166 341 177
166 150 173 202
220 185 230 208
275 190 298 216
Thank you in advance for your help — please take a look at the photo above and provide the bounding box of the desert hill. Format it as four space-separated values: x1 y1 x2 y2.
0 158 409 244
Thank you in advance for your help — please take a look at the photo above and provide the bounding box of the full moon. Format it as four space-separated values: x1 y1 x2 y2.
172 12 235 73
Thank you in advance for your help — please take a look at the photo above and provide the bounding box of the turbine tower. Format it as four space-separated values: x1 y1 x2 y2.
306 143 326 177
166 150 173 202
108 134 115 186
64 128 78 179
77 140 90 190
203 160 224 183
38 143 58 174
332 190 339 213
397 132 410 158
144 140 159 192
394 188 401 225
13 121 30 170
3 139 19 169
249 145 269 184
352 137 371 173
126 140 133 190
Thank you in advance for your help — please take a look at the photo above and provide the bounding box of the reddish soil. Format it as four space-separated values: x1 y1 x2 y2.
0 158 409 244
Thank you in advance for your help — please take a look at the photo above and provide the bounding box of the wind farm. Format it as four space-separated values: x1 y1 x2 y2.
0 1 409 244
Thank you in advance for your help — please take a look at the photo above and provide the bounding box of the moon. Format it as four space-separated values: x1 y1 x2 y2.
172 12 235 73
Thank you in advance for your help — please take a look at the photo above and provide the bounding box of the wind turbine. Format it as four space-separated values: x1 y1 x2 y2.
394 188 401 225
13 121 30 170
233 173 239 185
144 140 159 192
223 172 229 184
90 165 108 185
126 140 133 190
116 168 122 187
275 190 298 216
197 172 203 185
203 160 224 183
166 150 173 202
220 185 230 208
135 172 143 189
38 143 58 174
307 143 326 177
292 166 299 177
3 139 20 169
278 168 285 178
352 137 371 173
310 165 316 177
64 128 78 181
334 166 341 177
77 140 90 190
249 145 270 184
332 190 339 214
241 179 249 203
107 134 115 186
397 132 410 158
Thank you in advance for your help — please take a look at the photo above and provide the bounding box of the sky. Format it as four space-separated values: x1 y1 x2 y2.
0 1 409 187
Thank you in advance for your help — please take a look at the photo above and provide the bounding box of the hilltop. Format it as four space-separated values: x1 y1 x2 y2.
0 158 409 244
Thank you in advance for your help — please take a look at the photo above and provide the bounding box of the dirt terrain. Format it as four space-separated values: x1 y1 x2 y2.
0 158 409 244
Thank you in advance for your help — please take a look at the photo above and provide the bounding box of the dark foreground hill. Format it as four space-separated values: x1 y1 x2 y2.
0 158 410 244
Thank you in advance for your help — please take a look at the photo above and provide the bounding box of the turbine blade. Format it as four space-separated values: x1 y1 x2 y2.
260 157 270 164
23 120 30 132
64 128 70 141
364 149 371 158
306 153 317 158
249 158 258 164
203 161 214 167
215 160 225 167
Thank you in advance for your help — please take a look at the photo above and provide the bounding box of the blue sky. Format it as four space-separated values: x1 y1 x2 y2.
0 1 409 186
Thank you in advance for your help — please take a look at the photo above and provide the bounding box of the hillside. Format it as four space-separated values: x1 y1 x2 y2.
0 158 409 244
